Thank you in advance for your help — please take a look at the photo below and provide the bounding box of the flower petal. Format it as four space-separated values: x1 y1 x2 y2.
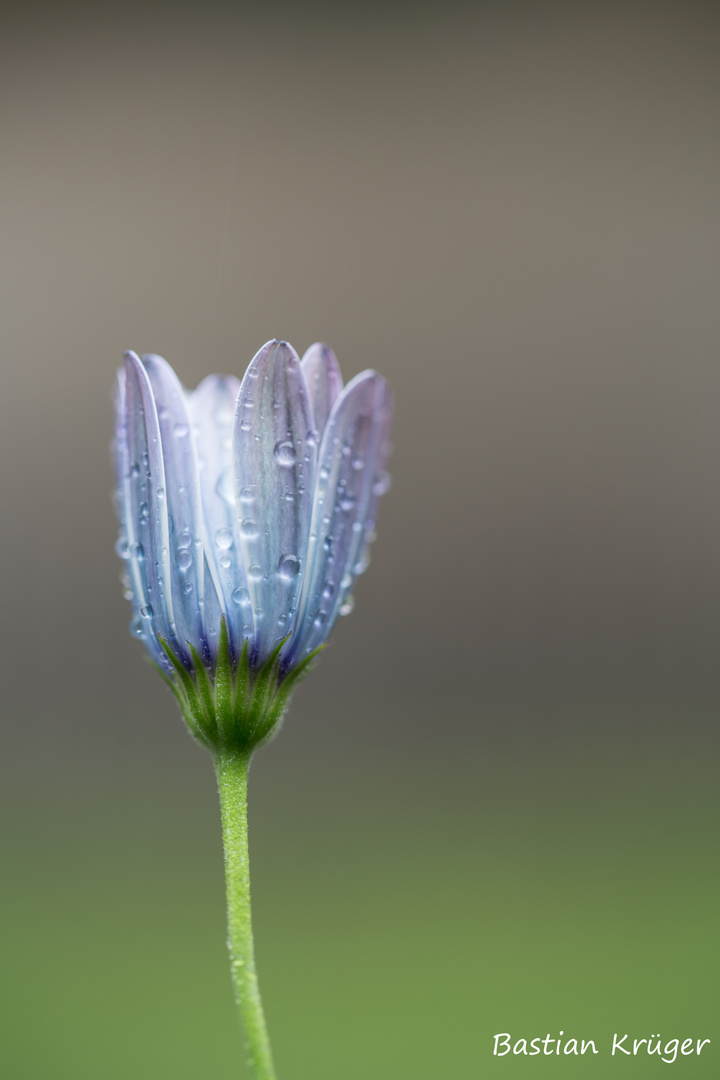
141 355 221 663
190 374 251 657
301 342 343 433
232 340 316 663
285 370 393 668
120 352 185 665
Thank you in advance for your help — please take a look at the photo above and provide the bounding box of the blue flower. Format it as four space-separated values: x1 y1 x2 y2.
113 339 393 750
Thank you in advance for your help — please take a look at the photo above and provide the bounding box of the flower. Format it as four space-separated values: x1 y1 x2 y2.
113 339 393 750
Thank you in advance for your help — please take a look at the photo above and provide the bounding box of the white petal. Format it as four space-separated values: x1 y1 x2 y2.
286 371 393 667
301 342 343 433
232 341 316 663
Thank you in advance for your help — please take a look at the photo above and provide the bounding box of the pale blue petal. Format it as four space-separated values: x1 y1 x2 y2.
141 354 219 664
190 374 251 658
121 352 186 665
285 371 393 668
112 368 166 664
233 340 316 664
301 342 343 434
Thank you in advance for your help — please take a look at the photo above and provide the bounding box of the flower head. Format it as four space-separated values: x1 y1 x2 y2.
113 339 393 750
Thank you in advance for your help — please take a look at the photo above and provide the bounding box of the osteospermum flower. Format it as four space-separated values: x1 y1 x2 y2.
114 338 393 749
113 338 393 1080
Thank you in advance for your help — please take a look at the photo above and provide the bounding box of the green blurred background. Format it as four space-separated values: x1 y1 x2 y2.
2 1 719 1076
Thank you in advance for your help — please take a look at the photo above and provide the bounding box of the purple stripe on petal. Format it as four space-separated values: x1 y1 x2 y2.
233 341 316 664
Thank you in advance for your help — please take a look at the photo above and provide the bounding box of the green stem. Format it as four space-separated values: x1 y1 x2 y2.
215 749 277 1080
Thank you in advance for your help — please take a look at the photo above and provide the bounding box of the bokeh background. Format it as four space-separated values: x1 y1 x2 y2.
2 1 719 1076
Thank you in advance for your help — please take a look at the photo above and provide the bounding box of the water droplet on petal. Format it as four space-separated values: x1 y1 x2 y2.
241 519 258 539
340 495 355 512
278 554 300 580
373 471 392 496
239 486 254 503
176 550 192 571
115 537 130 559
352 457 364 471
248 564 263 580
184 581 194 595
156 487 165 499
232 586 251 606
131 542 145 562
339 595 355 616
215 527 233 549
220 555 232 570
131 619 145 637
173 422 189 438
177 530 192 548
240 418 252 432
274 440 296 466
140 604 153 619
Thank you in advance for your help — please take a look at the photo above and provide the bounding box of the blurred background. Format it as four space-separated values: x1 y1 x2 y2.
2 0 719 1076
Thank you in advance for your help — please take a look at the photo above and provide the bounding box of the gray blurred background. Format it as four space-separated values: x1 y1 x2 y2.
2 2 720 1077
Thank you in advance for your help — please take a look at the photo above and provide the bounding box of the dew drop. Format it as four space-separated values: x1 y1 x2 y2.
352 457 364 471
340 495 355 512
177 530 192 549
131 619 145 637
232 586 251 606
220 555 232 570
131 542 145 561
176 550 192 571
248 564 263 580
140 604 153 619
322 583 334 601
373 471 392 496
274 440 296 466
130 462 141 477
173 422 189 438
156 487 165 499
341 572 353 590
278 553 300 580
115 536 129 559
353 550 371 575
239 485 254 503
241 519 258 539
339 595 355 616
138 501 149 524
215 527 233 550
184 581 194 595
240 418 252 432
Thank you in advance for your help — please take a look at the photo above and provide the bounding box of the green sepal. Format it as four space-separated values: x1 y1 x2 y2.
244 635 290 739
254 644 327 745
151 629 324 755
233 637 250 730
157 637 215 745
188 643 216 727
214 616 234 733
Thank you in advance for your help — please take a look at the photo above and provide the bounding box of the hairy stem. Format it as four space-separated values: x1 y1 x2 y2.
215 749 277 1080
